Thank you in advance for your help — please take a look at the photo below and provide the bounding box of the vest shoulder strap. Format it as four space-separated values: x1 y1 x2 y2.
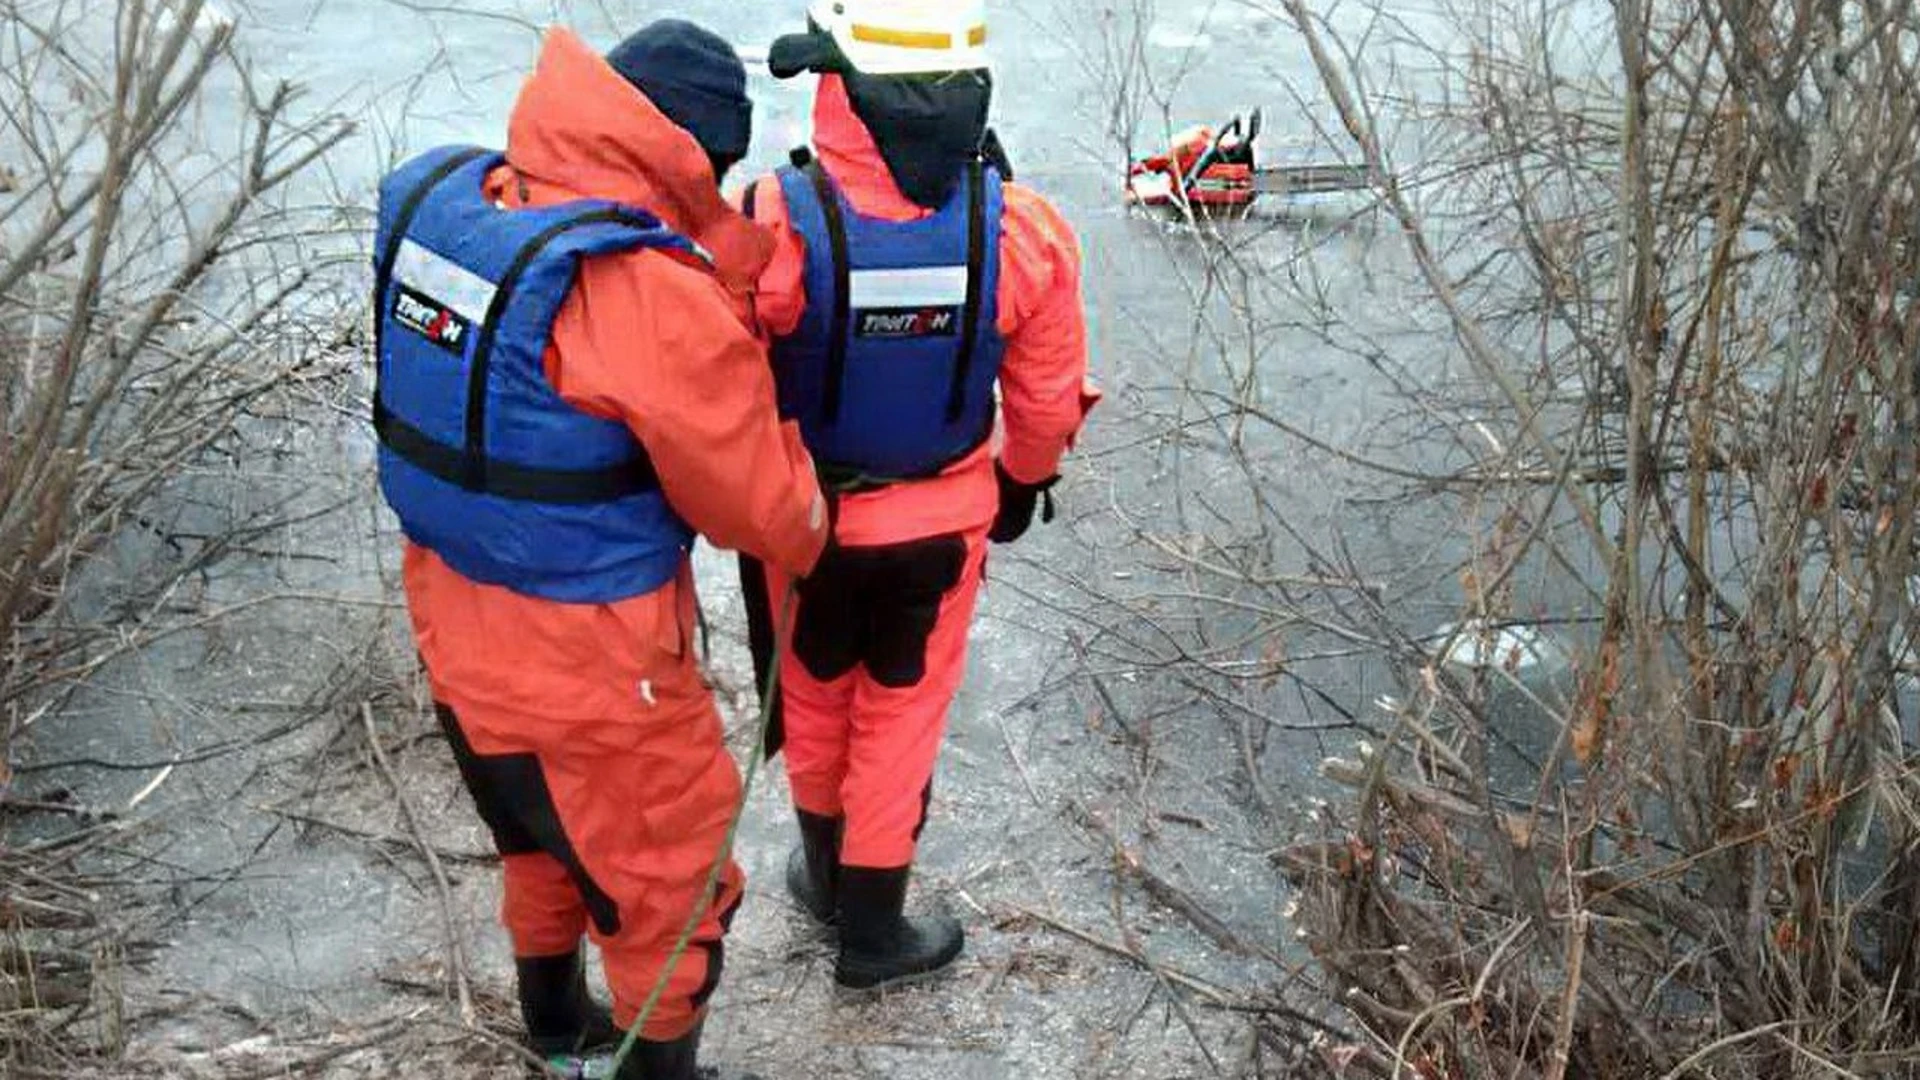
982 129 1015 182
798 160 853 426
946 157 988 423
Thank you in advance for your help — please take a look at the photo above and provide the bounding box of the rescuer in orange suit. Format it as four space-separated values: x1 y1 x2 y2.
736 0 1100 991
371 20 825 1078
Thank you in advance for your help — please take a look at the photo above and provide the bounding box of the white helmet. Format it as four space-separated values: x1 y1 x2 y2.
794 0 989 76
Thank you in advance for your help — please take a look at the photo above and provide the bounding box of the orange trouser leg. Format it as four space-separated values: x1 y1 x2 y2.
597 864 744 1039
780 657 857 817
764 528 988 869
501 852 590 957
755 556 856 818
841 533 986 868
553 720 746 1041
542 681 745 1042
436 704 591 958
432 642 745 1040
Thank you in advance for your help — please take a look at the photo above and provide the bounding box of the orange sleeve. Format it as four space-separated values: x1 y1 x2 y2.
546 249 827 578
737 174 809 343
994 183 1101 485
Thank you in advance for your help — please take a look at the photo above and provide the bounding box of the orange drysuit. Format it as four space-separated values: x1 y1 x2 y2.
402 29 826 1041
741 75 1098 871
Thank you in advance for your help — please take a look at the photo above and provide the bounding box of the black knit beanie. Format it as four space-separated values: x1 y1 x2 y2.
606 19 752 176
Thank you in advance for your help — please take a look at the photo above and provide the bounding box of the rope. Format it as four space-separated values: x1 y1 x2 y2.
596 579 798 1077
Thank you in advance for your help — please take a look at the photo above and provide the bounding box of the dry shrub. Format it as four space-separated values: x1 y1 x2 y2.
1071 0 1919 1072
0 0 353 715
1263 0 1920 1073
1 0 352 1067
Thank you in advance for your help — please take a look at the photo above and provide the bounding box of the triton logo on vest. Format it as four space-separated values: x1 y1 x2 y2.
855 306 960 339
392 286 470 353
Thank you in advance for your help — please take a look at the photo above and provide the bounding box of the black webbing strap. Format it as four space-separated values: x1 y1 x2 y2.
805 161 853 426
945 158 987 423
373 401 661 504
372 147 490 427
982 128 1015 181
812 418 995 494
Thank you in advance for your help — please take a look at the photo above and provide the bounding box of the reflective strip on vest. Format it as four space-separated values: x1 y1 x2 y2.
392 238 498 322
848 266 969 308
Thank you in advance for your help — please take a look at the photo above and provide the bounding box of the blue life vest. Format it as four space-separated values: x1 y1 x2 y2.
768 157 1005 483
372 145 704 603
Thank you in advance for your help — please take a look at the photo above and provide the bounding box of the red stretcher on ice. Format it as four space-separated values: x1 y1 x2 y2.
1124 109 1374 213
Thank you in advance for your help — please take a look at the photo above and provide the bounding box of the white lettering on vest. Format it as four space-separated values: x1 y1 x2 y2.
855 306 961 339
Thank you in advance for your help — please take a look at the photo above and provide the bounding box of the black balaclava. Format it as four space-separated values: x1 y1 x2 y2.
843 69 991 209
769 23 992 210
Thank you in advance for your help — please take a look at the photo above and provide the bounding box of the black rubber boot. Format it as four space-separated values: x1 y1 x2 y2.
834 865 964 990
614 1019 763 1079
614 1021 698 1080
516 949 618 1056
786 809 840 925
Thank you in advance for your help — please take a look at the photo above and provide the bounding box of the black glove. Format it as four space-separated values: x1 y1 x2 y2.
988 462 1059 544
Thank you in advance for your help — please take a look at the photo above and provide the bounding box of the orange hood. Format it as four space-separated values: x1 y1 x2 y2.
809 74 925 221
503 28 772 289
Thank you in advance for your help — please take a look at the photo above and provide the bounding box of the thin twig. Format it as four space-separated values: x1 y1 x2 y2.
1544 913 1589 1080
361 702 475 1024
